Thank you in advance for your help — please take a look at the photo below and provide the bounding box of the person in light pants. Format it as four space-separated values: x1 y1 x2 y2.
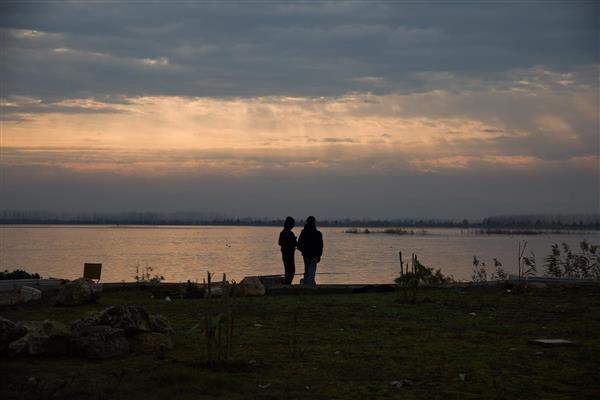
297 216 323 285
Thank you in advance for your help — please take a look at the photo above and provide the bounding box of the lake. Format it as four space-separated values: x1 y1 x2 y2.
1 225 598 284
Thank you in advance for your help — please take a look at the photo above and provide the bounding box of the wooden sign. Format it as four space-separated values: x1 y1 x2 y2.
84 263 102 281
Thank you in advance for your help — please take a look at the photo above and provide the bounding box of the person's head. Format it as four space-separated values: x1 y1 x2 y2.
305 216 316 229
284 216 295 230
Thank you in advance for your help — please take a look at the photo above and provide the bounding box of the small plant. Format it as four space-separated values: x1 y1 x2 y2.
522 252 537 278
490 258 507 280
471 257 508 282
134 264 164 285
395 254 450 303
544 240 599 278
395 271 419 303
0 269 41 280
471 256 487 282
201 271 236 367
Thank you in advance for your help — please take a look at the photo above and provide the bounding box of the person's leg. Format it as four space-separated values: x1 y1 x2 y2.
303 256 310 284
306 258 317 285
283 252 295 284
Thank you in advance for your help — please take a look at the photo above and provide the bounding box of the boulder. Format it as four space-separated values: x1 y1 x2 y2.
7 320 71 356
0 316 27 352
70 325 130 359
149 314 174 337
72 305 152 336
55 278 102 306
20 286 42 303
129 332 173 354
69 306 174 358
239 277 266 296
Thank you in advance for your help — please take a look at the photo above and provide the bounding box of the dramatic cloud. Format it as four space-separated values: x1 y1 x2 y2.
0 1 598 218
1 1 597 98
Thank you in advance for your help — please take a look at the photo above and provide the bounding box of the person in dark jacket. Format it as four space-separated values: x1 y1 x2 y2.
278 216 297 284
297 216 323 285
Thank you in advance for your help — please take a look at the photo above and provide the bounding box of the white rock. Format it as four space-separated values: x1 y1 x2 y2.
20 286 42 302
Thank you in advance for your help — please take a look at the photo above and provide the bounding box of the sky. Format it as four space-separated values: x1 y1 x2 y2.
1 1 598 219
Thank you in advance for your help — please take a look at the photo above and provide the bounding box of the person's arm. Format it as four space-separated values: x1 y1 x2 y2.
317 231 324 260
278 231 285 247
297 231 304 252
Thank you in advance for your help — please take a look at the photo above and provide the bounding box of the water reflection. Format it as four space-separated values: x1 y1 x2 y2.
1 226 597 283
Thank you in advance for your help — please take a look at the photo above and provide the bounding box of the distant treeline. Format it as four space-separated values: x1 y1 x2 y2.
480 214 600 230
0 210 598 230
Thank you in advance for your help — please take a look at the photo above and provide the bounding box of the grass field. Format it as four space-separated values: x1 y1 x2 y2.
1 284 599 399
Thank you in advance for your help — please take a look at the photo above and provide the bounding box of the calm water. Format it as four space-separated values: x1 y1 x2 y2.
1 225 598 284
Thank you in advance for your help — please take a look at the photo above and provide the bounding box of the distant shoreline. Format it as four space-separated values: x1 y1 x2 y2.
1 222 598 232
2 211 598 230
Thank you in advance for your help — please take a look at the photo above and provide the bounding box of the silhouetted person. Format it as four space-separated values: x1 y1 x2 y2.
278 216 297 284
297 216 323 285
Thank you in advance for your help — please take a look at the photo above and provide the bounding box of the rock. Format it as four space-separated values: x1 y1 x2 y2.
70 325 130 359
129 332 173 354
0 316 27 352
149 314 174 337
239 277 266 296
20 286 42 303
72 306 152 336
69 306 174 358
55 278 102 306
7 320 71 356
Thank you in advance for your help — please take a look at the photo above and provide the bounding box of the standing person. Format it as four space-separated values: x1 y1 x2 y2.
278 216 297 284
297 216 323 285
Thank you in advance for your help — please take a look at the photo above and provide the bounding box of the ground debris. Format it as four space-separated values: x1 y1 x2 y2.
529 339 575 346
390 379 413 388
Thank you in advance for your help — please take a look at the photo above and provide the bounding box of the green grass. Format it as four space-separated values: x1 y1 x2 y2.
1 285 600 399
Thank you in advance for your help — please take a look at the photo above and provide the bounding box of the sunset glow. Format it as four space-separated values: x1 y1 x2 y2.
1 2 598 218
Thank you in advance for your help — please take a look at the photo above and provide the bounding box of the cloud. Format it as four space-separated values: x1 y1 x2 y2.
2 67 597 163
0 1 597 218
1 1 597 99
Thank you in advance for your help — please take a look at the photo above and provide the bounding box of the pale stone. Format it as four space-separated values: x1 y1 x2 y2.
20 286 42 302
55 278 102 306
239 277 266 296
